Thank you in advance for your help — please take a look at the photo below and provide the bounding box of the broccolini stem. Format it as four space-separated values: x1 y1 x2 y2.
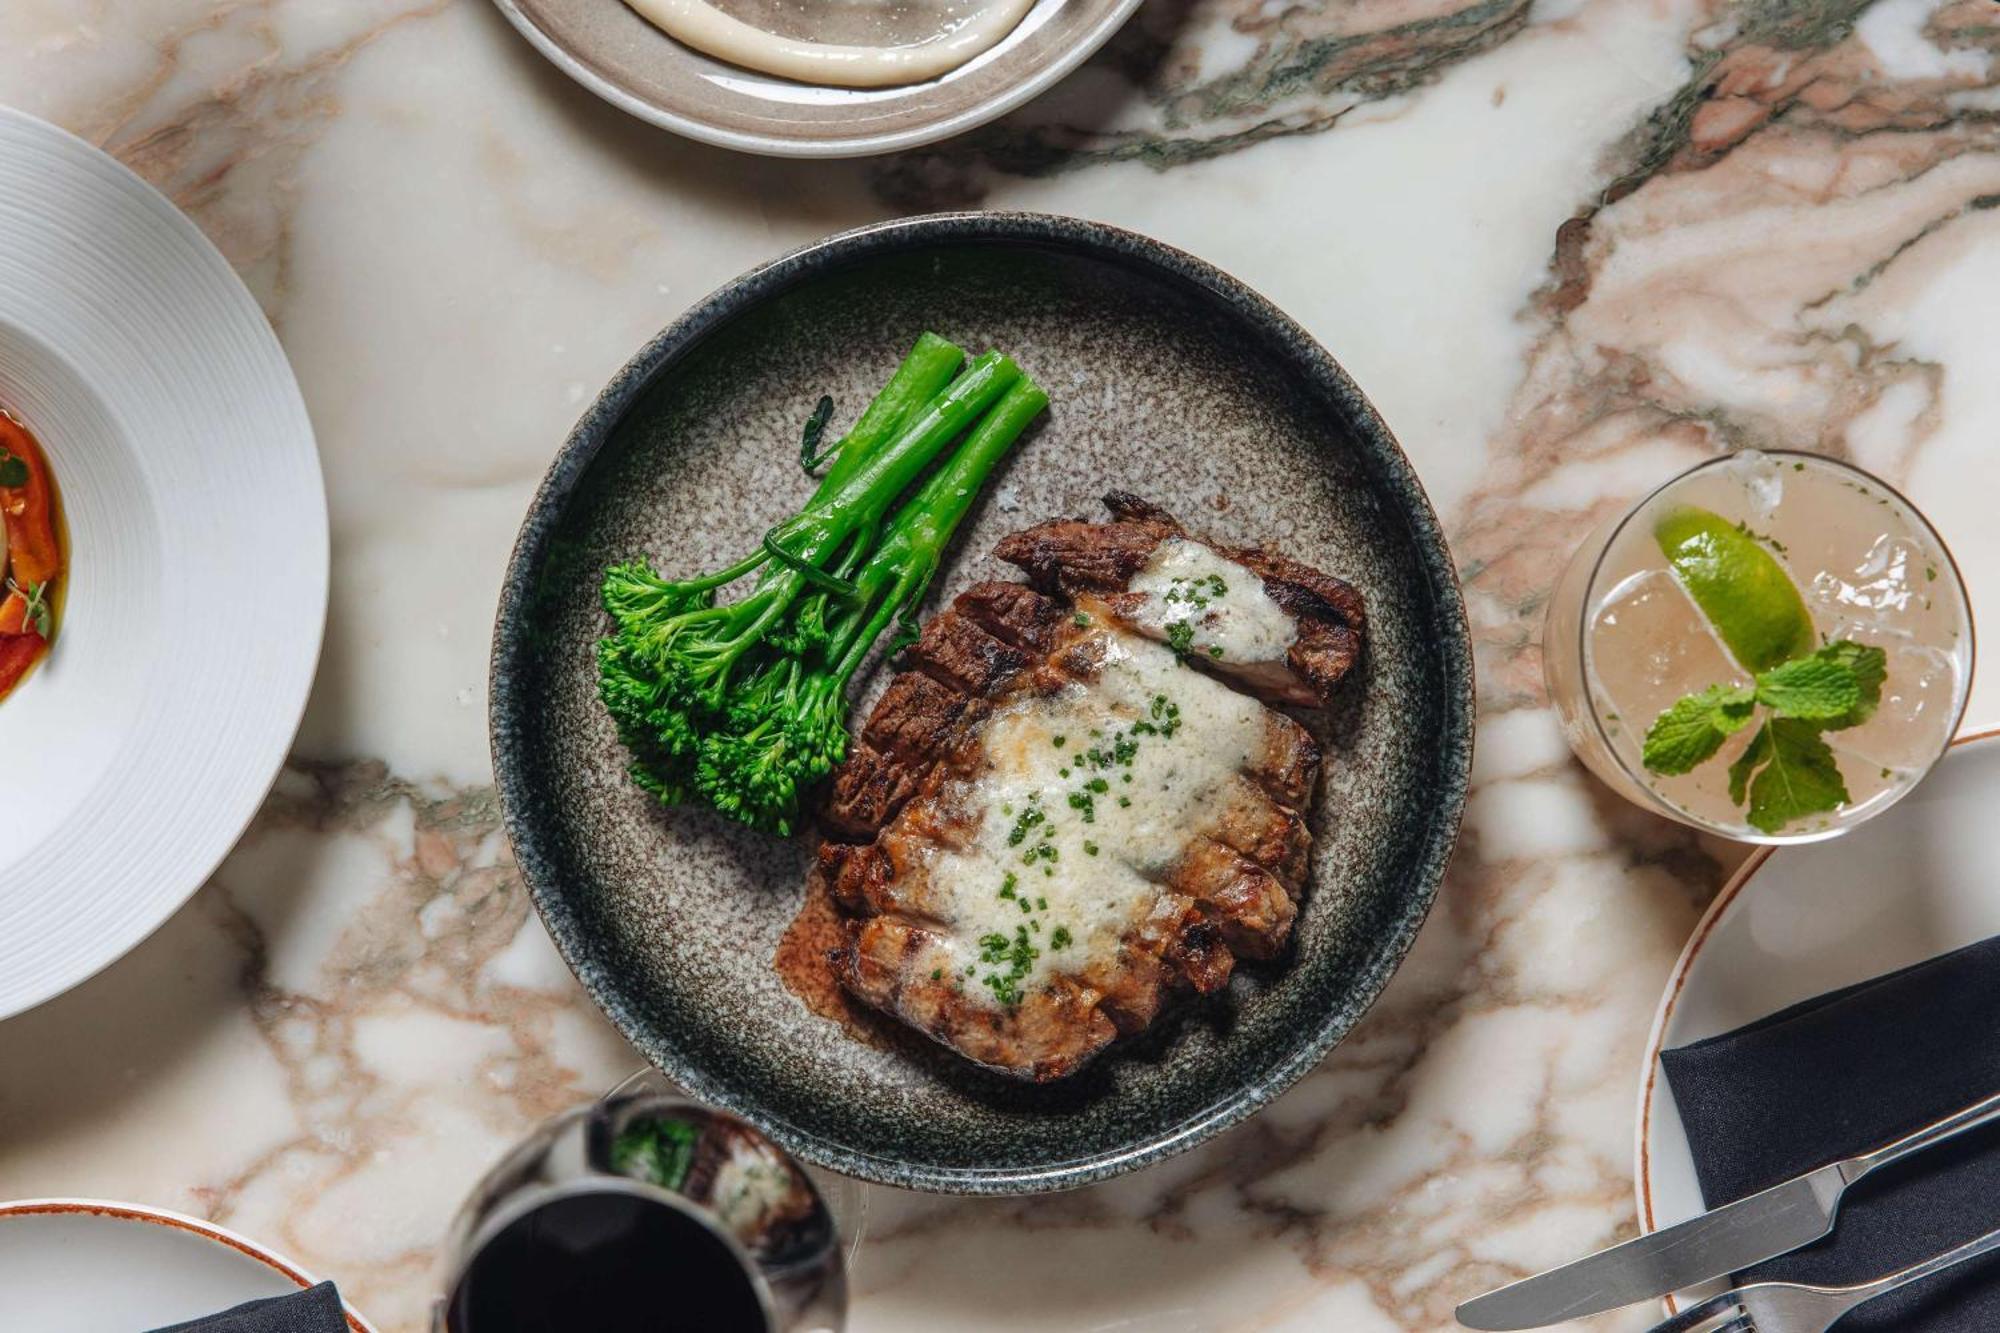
751 335 967 617
828 376 1049 680
888 376 1048 557
767 351 1020 563
814 332 963 497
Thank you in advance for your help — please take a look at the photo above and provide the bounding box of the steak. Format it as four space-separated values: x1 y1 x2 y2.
994 491 1365 708
812 497 1364 1081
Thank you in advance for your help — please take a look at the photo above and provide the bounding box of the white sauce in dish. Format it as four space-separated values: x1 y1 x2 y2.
1127 538 1296 668
622 0 1039 88
912 626 1271 1008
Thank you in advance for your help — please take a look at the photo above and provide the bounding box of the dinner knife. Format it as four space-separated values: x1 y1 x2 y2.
1455 1087 2000 1330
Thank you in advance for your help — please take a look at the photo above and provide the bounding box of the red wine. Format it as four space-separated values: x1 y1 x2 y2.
446 1189 770 1332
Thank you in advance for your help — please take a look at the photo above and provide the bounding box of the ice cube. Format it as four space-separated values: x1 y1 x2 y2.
1737 450 1785 520
1587 569 1750 760
1808 533 1923 619
1822 622 1964 773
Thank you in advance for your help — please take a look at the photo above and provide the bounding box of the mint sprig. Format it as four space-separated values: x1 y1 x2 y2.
1642 684 1755 775
1641 639 1887 832
1741 718 1849 833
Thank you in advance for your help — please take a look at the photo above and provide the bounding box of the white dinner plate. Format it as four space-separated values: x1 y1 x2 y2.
0 1200 372 1331
1636 726 2000 1311
0 109 327 1018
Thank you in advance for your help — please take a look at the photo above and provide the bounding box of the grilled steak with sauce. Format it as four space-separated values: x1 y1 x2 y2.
813 497 1364 1081
995 491 1365 708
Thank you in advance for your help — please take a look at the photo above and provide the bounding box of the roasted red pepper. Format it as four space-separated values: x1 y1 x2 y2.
0 411 58 701
0 633 38 697
0 586 40 697
0 412 60 588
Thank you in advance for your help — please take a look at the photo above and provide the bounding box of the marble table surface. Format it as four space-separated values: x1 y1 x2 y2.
3 0 1998 1328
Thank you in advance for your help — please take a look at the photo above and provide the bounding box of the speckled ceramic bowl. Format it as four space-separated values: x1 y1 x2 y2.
492 213 1473 1194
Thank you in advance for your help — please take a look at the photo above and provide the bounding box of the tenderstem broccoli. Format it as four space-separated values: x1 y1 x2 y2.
597 334 1048 834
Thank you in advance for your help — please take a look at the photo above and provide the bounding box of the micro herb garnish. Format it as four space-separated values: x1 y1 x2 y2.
931 968 943 980
1050 926 1073 951
1066 790 1096 823
998 873 1018 900
1022 842 1058 866
1163 573 1227 609
1036 897 1047 910
1642 638 1888 833
1086 777 1108 794
0 448 26 489
1073 612 1091 626
1052 735 1066 748
1208 645 1224 659
980 925 1041 1007
1083 841 1099 856
1165 619 1195 662
1007 807 1046 845
15 581 50 638
1118 795 1131 807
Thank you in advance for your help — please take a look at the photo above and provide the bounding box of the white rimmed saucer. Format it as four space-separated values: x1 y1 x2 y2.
0 109 327 1019
490 0 1143 158
1637 726 2000 1312
0 1199 372 1331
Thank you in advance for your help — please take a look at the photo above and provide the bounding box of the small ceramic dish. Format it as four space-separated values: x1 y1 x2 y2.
490 212 1473 1193
488 0 1142 157
0 110 328 1020
0 1199 373 1331
1637 725 2000 1313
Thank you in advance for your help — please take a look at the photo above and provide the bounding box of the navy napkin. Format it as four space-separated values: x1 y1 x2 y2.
1659 933 2000 1329
147 1282 347 1333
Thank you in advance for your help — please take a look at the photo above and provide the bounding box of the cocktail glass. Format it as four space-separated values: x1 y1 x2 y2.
1543 449 1973 843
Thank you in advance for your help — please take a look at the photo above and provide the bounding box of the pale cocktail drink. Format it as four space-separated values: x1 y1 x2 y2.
1545 450 1972 842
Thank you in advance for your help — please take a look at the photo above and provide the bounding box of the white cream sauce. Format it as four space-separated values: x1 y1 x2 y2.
623 0 1039 88
1127 538 1296 668
911 627 1270 1009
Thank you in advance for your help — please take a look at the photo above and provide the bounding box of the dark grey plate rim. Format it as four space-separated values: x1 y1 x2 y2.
490 211 1475 1194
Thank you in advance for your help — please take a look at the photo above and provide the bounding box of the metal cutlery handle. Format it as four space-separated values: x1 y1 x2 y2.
1840 1219 2000 1308
1644 1291 1746 1333
1647 1223 2000 1333
1846 1089 2000 1180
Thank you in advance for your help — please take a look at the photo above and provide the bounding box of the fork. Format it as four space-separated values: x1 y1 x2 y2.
1646 1221 2000 1333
